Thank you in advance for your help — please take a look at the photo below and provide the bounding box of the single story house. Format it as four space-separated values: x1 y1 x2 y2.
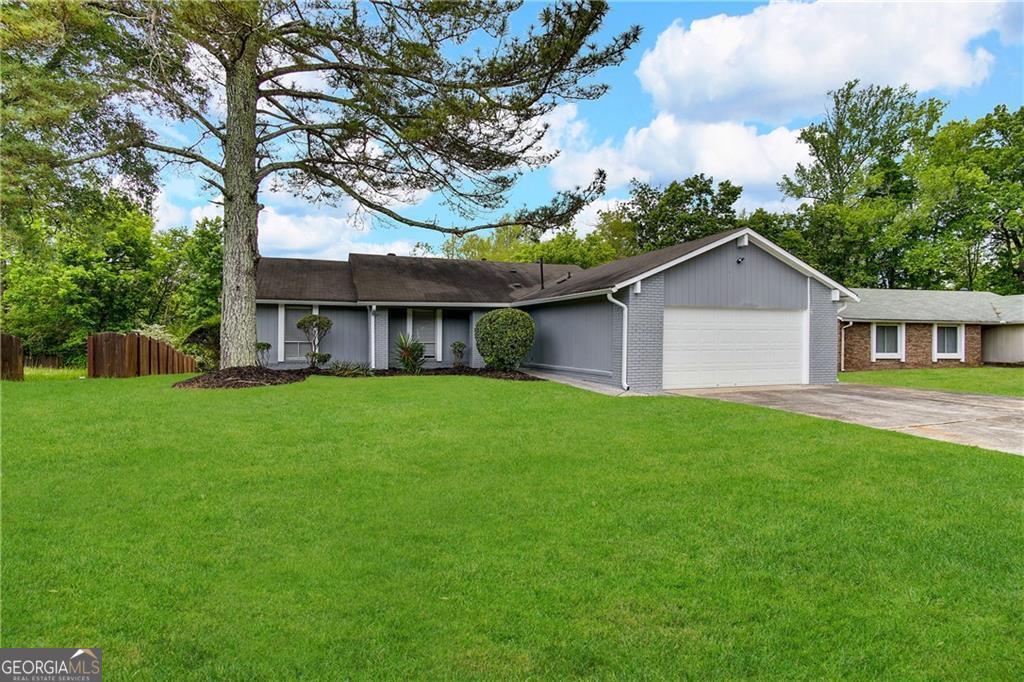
838 289 1024 370
255 227 858 392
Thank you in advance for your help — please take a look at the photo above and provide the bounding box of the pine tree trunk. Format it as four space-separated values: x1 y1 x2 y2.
220 47 259 368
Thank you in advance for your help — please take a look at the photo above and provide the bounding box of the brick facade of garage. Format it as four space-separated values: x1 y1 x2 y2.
840 322 982 371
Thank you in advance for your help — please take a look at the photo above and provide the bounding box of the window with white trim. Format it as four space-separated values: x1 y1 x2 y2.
871 323 902 361
936 326 958 354
934 324 963 360
410 309 437 359
875 325 899 355
284 306 313 360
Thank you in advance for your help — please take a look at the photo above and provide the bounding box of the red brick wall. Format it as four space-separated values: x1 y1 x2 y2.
840 322 982 371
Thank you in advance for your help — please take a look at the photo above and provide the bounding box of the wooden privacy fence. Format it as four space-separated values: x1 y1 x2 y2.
25 354 64 368
1 333 25 381
88 332 197 378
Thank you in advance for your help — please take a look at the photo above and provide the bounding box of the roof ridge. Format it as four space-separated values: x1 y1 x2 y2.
349 252 577 268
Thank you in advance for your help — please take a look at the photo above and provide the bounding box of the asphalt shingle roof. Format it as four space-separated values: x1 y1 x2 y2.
993 295 1024 324
512 228 747 300
348 254 580 303
255 228 747 305
256 253 581 304
843 288 1023 324
255 257 357 302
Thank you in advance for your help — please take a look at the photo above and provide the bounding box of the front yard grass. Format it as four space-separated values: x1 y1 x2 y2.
23 366 87 381
3 375 1022 678
840 365 1024 397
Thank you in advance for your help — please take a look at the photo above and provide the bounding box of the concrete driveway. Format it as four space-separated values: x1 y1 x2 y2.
669 383 1024 455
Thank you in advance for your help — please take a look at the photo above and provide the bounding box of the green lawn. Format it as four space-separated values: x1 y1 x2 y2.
840 366 1024 397
24 366 87 381
3 375 1022 678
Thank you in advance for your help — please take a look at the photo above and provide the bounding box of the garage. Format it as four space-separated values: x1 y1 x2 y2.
662 306 807 389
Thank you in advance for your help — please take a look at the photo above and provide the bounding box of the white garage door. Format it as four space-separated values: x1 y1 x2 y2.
663 307 806 389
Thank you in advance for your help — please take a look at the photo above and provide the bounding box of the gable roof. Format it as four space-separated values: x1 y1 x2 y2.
256 257 357 302
509 228 745 300
842 288 1023 324
349 253 580 303
255 227 857 306
515 227 858 302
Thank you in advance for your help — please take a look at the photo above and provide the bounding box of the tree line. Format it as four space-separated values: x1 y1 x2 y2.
422 83 1022 295
1 188 222 364
3 81 1020 366
2 0 1019 368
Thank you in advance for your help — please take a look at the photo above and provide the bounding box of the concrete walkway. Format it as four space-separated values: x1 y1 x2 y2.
524 370 653 396
668 383 1024 456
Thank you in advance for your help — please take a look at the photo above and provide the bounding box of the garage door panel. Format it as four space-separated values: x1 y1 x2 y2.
663 307 805 389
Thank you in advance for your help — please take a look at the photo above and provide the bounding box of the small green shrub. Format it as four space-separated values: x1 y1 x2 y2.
396 333 425 374
306 351 332 367
296 314 333 367
474 309 534 370
181 315 220 371
450 340 467 367
327 361 374 377
255 342 272 367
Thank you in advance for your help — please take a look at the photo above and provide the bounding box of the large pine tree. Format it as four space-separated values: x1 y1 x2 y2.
7 0 639 366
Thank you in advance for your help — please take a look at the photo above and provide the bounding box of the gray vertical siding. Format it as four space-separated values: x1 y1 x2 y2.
664 242 807 309
319 306 368 364
387 308 407 368
442 311 471 363
469 310 487 368
808 279 839 383
388 308 476 368
256 304 279 360
523 297 613 377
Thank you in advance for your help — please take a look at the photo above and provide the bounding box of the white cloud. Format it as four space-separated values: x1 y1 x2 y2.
636 1 1009 123
153 190 186 230
190 201 222 224
258 205 414 260
545 107 810 198
566 197 624 238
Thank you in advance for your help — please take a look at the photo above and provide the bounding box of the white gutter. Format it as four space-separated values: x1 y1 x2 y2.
607 292 629 391
837 303 853 372
368 305 377 369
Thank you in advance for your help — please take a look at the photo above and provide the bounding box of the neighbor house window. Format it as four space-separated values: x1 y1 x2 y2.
871 323 903 361
284 306 313 360
933 324 964 361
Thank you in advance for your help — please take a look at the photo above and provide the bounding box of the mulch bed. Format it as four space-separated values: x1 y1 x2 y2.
373 366 541 381
174 365 541 389
174 366 312 389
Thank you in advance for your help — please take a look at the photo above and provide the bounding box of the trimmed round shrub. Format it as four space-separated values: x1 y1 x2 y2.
474 308 535 370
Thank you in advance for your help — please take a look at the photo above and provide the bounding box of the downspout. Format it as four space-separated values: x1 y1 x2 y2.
837 303 852 373
607 291 629 391
368 305 377 369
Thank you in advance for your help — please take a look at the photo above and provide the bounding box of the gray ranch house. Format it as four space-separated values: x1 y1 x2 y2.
255 227 858 392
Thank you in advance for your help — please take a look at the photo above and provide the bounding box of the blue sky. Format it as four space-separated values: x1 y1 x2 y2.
154 0 1024 259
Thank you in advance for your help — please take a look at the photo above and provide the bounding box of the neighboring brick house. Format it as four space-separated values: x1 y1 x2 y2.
838 289 1024 371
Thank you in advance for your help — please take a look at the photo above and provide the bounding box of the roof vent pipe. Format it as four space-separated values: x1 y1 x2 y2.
539 257 545 289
